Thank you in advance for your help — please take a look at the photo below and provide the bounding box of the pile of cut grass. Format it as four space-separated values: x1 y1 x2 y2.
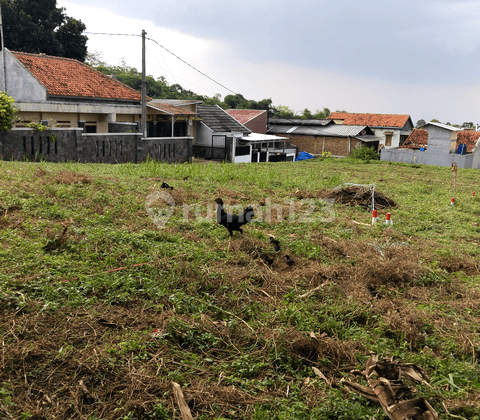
0 158 479 419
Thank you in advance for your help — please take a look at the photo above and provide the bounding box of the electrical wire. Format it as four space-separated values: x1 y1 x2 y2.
145 35 239 95
84 31 240 95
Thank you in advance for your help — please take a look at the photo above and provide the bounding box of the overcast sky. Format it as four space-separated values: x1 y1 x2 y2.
57 0 480 125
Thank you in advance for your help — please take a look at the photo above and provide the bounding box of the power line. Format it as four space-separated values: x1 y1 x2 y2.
84 31 239 96
84 31 139 37
145 35 238 95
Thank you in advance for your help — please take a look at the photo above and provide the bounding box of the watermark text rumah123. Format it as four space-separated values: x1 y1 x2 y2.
145 192 335 229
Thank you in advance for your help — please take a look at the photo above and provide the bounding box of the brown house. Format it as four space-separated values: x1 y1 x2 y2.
267 118 380 156
328 112 413 149
0 49 199 138
225 109 268 134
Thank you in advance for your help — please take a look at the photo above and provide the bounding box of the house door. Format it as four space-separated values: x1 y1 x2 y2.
211 135 227 160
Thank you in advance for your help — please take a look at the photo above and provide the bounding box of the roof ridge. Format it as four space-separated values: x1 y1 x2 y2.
12 50 78 62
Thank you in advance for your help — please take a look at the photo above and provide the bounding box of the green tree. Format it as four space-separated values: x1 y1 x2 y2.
1 0 88 61
430 119 440 123
415 119 426 127
271 105 295 118
313 107 331 119
301 108 314 119
0 92 18 132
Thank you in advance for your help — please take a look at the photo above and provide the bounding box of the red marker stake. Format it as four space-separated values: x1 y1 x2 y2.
385 213 392 226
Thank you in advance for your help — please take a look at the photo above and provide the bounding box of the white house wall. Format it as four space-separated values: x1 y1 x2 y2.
195 123 214 145
372 128 402 148
422 125 456 154
0 50 47 102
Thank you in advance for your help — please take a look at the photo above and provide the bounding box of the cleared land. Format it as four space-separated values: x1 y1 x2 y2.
0 158 479 419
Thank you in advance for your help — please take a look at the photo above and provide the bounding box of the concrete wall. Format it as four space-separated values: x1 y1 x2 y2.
0 128 192 164
0 50 47 102
380 148 478 169
195 123 213 146
422 125 457 154
139 137 192 163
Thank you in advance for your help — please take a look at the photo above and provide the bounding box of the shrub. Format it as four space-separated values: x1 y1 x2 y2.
0 91 17 132
349 145 379 161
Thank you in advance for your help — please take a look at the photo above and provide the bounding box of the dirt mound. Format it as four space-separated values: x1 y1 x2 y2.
320 185 396 210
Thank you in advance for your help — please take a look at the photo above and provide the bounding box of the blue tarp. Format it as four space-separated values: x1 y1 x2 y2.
295 151 314 161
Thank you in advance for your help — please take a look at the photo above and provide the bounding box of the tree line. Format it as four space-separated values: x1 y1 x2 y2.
88 55 334 119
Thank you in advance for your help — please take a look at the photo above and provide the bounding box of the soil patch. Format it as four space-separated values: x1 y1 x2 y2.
320 185 396 210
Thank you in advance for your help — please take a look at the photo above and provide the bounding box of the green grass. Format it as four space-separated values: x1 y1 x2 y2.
0 158 479 419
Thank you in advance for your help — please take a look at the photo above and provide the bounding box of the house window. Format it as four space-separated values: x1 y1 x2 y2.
84 121 97 133
84 125 97 133
385 132 393 146
57 120 71 128
16 120 31 128
174 121 187 137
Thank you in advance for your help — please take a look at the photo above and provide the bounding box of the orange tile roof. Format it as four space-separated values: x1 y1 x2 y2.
457 130 480 153
225 109 266 124
13 51 143 101
147 102 197 115
328 112 410 128
402 128 428 149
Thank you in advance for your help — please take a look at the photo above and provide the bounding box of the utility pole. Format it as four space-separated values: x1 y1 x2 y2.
141 29 147 138
0 2 7 93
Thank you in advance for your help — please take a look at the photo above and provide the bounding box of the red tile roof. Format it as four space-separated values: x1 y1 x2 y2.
457 130 480 153
402 129 428 149
147 102 196 115
328 112 410 128
13 51 143 101
225 109 266 124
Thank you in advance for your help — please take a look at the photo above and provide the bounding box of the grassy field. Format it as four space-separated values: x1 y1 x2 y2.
0 157 479 419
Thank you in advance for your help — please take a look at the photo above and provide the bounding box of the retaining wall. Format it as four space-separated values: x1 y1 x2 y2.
0 128 192 163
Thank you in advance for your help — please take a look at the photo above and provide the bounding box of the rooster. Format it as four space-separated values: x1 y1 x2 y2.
214 198 255 237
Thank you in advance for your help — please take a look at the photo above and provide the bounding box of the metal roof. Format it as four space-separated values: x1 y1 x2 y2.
268 124 373 138
420 122 461 131
197 105 251 134
240 133 287 142
149 99 203 105
319 125 369 137
355 135 383 143
269 118 332 126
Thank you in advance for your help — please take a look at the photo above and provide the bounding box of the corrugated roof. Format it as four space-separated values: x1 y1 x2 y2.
226 109 266 124
269 118 332 126
13 51 143 101
421 121 461 131
320 125 369 137
457 130 480 153
148 102 197 115
268 123 371 137
150 99 203 106
328 112 411 128
197 105 251 133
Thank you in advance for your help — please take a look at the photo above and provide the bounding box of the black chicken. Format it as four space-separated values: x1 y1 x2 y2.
214 198 255 237
285 255 295 266
161 181 173 191
270 237 281 252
